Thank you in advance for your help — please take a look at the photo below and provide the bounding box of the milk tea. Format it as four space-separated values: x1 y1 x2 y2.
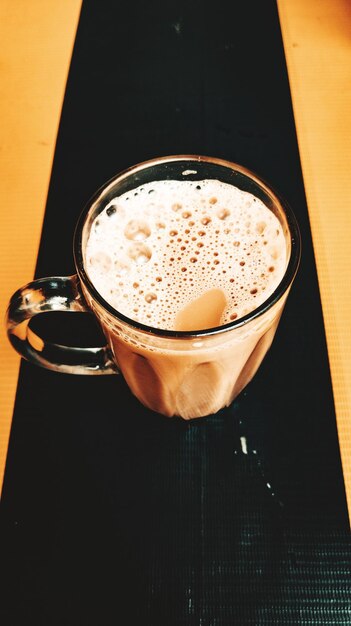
84 179 287 418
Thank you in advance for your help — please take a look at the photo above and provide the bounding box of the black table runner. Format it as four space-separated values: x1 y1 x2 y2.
1 1 350 624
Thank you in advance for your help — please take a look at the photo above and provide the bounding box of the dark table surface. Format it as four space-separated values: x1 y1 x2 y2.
1 1 350 624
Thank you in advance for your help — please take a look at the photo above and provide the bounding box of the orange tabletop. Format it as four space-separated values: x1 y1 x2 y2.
0 0 350 525
0 0 82 494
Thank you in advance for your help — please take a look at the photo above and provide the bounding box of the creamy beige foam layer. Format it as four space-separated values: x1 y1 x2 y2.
86 179 287 331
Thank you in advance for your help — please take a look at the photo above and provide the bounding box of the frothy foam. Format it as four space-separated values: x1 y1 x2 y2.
85 179 287 331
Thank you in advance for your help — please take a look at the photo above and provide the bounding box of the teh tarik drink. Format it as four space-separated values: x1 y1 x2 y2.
77 156 299 419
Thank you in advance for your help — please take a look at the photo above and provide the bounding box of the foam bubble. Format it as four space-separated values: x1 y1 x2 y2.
145 292 157 303
124 220 151 241
88 251 112 272
217 208 230 220
114 259 130 276
128 243 152 265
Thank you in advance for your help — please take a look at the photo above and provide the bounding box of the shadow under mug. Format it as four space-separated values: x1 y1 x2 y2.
6 155 301 419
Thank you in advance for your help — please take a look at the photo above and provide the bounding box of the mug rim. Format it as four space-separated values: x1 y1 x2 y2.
73 154 301 339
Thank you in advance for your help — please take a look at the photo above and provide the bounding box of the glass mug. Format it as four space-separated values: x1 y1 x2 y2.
6 156 301 420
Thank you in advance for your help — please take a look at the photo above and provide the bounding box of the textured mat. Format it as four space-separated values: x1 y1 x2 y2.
1 1 350 624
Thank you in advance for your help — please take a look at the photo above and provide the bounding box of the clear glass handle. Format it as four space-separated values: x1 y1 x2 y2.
6 274 117 375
